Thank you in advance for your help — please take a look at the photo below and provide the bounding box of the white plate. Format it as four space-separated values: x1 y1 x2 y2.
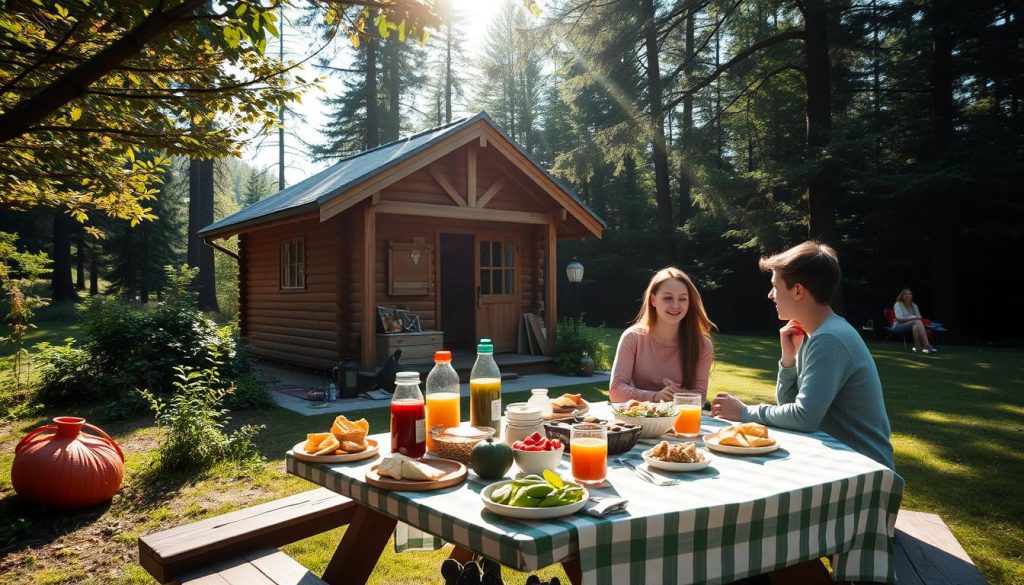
480 480 589 520
290 438 380 463
703 432 780 455
641 448 712 471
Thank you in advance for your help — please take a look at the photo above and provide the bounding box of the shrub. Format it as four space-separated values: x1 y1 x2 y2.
553 316 610 376
223 373 274 410
35 266 248 406
139 361 264 473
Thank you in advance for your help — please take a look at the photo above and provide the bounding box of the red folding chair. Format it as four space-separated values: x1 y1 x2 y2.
883 308 910 350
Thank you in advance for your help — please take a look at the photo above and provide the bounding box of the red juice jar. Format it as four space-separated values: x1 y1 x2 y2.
390 371 426 457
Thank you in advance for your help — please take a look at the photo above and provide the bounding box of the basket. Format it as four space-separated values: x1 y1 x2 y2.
611 413 677 439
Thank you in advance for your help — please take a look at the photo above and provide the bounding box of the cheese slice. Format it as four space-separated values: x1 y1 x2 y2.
378 454 410 479
400 458 446 481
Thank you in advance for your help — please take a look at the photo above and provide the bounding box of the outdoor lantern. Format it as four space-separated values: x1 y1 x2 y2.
334 357 360 399
566 258 584 284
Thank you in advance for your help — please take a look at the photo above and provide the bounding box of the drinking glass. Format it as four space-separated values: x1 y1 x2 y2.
673 392 703 437
570 423 607 485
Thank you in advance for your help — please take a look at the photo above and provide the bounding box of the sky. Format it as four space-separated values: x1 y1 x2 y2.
242 1 508 189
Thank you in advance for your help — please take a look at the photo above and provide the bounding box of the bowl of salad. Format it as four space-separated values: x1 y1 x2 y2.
611 400 679 439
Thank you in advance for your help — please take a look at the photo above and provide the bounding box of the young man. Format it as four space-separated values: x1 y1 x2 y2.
711 241 895 469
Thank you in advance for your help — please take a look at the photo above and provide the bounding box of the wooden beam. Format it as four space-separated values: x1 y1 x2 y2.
426 168 466 207
374 201 549 225
479 134 487 147
546 212 558 356
481 126 604 238
560 209 568 221
476 178 505 208
203 210 320 240
320 127 484 222
371 191 380 205
361 206 376 370
467 144 477 207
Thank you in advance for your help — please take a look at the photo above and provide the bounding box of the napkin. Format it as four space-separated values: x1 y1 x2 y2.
585 496 628 517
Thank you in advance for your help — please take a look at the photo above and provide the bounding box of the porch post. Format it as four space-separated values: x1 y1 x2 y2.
361 206 376 370
546 212 558 356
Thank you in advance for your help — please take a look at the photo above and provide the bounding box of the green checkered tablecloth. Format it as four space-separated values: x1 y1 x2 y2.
287 415 903 585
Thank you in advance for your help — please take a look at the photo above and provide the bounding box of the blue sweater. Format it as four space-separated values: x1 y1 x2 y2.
742 314 895 469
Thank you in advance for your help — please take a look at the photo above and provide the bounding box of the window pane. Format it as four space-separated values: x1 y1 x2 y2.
492 269 502 294
480 270 491 294
480 242 489 267
504 242 514 268
505 269 514 294
492 242 502 266
297 241 303 264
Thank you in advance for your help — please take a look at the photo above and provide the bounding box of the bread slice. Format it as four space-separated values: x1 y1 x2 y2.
313 435 340 456
737 422 769 438
304 432 332 453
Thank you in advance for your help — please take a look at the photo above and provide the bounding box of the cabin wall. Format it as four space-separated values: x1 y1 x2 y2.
243 216 340 370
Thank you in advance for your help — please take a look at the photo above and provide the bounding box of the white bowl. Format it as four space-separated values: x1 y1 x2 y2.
613 413 678 439
512 445 565 476
480 480 588 519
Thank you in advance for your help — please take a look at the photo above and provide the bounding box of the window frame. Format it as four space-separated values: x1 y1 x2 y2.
280 238 306 290
479 239 515 297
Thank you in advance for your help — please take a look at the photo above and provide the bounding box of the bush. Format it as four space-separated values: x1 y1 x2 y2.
139 360 264 472
34 266 248 406
553 317 610 376
223 373 274 410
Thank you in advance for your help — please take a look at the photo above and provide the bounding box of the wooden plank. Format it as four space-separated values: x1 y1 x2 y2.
243 549 326 585
139 489 353 584
476 178 505 208
526 313 547 356
248 332 337 351
321 506 397 585
426 167 467 207
467 143 477 207
251 348 336 371
361 206 376 370
894 510 987 585
374 201 549 225
545 215 557 356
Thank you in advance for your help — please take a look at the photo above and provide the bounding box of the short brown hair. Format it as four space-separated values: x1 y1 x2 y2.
758 241 840 304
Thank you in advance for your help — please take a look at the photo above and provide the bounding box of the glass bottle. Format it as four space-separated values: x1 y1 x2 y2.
425 350 461 452
390 371 426 457
469 339 502 436
527 388 552 418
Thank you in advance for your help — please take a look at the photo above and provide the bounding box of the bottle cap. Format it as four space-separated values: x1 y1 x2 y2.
434 350 452 362
396 371 420 383
477 341 493 354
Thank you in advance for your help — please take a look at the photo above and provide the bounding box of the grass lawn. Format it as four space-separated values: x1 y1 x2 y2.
1 321 1022 584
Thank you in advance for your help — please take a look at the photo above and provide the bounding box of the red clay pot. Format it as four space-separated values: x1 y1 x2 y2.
11 416 125 509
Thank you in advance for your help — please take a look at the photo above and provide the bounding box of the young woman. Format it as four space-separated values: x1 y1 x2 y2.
609 267 716 404
893 288 938 354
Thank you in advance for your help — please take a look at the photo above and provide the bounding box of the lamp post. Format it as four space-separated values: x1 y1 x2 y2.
565 258 584 327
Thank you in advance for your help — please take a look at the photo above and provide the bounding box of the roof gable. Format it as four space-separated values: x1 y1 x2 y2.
200 112 605 238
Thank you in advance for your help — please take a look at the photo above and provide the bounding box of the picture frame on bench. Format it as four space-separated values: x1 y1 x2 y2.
377 306 403 334
395 309 421 333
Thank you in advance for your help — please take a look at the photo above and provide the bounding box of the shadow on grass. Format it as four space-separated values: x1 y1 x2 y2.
0 494 112 555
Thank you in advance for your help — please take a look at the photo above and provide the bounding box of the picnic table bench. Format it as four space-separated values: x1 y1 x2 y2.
138 488 355 584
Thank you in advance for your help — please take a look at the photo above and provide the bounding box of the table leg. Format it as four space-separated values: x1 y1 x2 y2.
561 557 582 585
448 545 475 564
767 558 833 585
321 505 397 585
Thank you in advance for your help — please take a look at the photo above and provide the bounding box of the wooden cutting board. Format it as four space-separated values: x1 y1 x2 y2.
365 458 467 491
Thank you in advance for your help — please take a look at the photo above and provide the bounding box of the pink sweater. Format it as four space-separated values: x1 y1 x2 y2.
609 328 713 404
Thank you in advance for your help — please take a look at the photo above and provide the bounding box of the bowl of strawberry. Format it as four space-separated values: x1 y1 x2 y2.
512 432 565 476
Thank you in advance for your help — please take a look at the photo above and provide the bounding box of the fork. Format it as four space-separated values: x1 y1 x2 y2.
616 458 679 486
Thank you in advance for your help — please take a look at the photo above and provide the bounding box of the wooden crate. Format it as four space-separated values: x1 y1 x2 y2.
376 331 444 365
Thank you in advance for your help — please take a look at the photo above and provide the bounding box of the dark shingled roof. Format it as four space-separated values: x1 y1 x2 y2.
200 112 605 237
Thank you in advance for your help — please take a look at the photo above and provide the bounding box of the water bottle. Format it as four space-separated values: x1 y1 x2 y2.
327 382 338 402
470 339 502 435
425 350 461 452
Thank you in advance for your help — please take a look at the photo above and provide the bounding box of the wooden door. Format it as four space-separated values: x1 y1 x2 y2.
475 235 521 352
439 233 476 350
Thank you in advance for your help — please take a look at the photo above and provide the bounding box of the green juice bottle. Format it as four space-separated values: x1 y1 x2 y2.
469 339 501 436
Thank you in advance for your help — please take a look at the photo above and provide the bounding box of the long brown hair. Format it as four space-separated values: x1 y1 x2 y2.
631 267 716 388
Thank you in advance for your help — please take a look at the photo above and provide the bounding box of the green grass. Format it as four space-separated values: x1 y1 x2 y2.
0 319 1022 584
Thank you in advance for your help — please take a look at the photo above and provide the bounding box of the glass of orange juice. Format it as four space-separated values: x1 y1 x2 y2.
570 423 607 485
673 393 703 437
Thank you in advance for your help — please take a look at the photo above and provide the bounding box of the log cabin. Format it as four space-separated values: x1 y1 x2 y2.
199 113 605 372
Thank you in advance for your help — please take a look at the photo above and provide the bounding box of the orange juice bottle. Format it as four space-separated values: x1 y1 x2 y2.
469 339 502 435
425 350 461 451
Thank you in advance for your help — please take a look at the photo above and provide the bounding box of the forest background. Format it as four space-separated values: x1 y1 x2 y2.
2 0 1021 345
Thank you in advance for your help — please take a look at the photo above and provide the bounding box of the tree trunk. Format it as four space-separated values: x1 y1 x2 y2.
50 212 77 302
928 0 958 332
89 248 99 296
641 0 676 263
679 7 695 228
75 228 86 290
802 0 837 245
188 158 219 311
366 34 379 149
445 22 453 124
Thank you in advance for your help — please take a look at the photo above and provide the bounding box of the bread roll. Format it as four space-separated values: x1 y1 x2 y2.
737 422 769 438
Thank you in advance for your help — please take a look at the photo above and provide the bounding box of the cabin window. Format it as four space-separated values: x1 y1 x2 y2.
280 239 305 289
479 240 514 296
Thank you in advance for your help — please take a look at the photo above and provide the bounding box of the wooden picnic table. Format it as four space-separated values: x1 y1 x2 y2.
286 403 903 585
